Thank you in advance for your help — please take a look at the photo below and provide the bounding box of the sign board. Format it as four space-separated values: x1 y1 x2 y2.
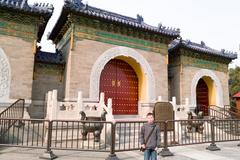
153 102 174 131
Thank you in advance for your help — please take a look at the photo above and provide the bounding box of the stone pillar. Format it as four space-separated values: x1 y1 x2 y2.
105 98 115 146
157 96 162 102
106 98 114 122
185 97 190 111
99 92 105 105
172 96 176 110
64 50 72 101
51 90 58 120
98 92 105 112
46 91 52 120
185 97 189 105
107 98 112 114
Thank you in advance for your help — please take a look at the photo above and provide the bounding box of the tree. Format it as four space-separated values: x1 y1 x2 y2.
229 67 240 107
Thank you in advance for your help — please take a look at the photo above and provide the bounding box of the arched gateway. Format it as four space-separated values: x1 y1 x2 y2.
90 46 155 102
196 78 209 115
191 69 223 108
100 59 138 115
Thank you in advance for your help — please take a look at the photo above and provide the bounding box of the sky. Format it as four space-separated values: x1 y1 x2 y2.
28 0 240 68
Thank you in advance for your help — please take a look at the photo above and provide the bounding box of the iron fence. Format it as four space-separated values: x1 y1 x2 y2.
214 119 240 142
50 120 112 152
1 118 240 159
165 119 211 146
0 118 48 148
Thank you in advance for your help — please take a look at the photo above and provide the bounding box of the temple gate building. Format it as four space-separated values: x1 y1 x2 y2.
0 0 52 112
47 0 180 119
169 39 237 115
0 0 237 120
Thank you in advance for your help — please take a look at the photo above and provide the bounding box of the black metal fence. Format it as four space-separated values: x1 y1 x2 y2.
0 118 48 148
115 121 146 151
50 120 112 152
1 118 240 159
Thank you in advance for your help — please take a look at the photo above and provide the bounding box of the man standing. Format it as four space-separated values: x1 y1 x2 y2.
140 112 161 160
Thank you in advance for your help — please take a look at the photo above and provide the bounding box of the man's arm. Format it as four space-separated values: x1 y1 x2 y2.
140 125 145 147
140 125 145 144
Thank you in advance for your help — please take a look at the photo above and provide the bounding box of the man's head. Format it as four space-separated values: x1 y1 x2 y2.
146 112 154 124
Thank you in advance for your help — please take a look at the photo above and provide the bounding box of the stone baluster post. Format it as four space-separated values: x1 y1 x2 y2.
106 98 114 122
158 96 162 102
77 91 83 112
51 90 58 120
47 91 53 120
100 92 105 105
172 96 176 110
185 97 189 111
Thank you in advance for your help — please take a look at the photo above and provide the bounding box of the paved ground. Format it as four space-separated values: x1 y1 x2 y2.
0 141 240 160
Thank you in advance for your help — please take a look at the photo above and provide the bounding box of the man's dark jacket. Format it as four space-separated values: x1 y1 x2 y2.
140 123 161 149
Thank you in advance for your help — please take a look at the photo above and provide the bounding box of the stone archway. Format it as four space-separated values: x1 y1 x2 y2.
0 48 11 102
90 46 155 102
191 69 223 107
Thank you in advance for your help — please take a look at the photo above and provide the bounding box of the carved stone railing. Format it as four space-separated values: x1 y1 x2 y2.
44 90 113 121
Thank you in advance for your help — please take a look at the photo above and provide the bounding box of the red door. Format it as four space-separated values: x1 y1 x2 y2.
196 78 209 116
100 59 138 115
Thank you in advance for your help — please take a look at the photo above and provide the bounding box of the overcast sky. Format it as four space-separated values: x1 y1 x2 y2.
28 0 240 68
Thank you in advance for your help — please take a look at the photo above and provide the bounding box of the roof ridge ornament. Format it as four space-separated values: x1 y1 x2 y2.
176 28 180 33
136 14 144 24
157 23 162 30
186 39 191 45
0 0 54 14
70 0 83 7
179 37 183 42
83 2 88 10
200 41 205 46
65 0 84 9
32 2 53 12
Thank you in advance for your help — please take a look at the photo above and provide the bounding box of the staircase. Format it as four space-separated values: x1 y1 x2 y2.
208 105 240 136
0 99 25 141
209 105 240 119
